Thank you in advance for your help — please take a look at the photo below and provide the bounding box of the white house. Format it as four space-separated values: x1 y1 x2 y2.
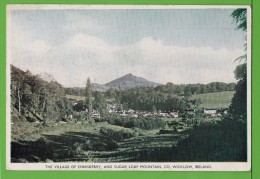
130 114 138 118
170 112 179 118
91 113 100 118
128 109 135 113
158 112 168 117
204 108 217 116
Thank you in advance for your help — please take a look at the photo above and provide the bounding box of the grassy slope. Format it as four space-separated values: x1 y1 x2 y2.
191 91 235 109
11 121 183 162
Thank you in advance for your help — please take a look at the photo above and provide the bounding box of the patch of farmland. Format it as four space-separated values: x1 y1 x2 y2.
191 91 235 109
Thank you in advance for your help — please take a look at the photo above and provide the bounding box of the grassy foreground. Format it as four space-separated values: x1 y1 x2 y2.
11 121 185 162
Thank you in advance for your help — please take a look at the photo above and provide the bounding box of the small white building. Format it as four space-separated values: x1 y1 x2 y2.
128 109 135 113
91 113 100 118
204 108 217 116
143 112 152 117
170 112 179 118
119 111 127 116
158 112 168 117
130 114 138 118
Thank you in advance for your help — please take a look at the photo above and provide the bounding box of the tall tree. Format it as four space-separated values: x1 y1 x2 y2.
11 65 24 115
229 8 247 121
86 78 93 119
94 91 107 117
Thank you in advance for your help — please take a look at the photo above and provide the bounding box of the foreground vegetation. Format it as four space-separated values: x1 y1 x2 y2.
11 114 246 162
11 120 182 162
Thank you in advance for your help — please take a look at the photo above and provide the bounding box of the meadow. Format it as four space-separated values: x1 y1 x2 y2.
191 91 235 109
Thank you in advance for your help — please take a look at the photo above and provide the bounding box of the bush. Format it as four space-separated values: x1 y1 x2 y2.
158 129 177 134
101 114 166 130
171 118 247 162
100 126 136 141
83 139 118 151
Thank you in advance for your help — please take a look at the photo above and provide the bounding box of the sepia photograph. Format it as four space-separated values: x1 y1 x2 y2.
6 5 251 171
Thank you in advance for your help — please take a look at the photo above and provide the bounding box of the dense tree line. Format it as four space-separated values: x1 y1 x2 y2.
64 87 86 96
119 87 195 112
63 78 235 114
11 65 73 124
64 82 235 97
155 82 235 96
73 86 199 113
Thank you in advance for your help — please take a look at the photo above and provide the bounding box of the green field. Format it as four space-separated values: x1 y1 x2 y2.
66 95 85 101
191 91 235 109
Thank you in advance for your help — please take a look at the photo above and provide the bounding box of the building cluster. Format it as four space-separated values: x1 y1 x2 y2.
187 108 228 117
105 104 228 118
71 99 228 120
106 104 179 118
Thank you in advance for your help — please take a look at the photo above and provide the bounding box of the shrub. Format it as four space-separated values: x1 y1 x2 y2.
171 118 247 162
100 126 136 141
101 114 166 130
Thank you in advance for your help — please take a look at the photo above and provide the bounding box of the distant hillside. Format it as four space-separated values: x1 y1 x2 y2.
37 72 56 83
93 83 110 91
64 83 109 95
105 73 161 90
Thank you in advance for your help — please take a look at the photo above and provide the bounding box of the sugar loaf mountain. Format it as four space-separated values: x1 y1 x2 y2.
68 73 161 91
104 73 161 90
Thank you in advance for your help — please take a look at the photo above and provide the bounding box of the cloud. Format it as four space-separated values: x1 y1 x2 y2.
26 40 52 55
10 32 243 87
63 13 104 33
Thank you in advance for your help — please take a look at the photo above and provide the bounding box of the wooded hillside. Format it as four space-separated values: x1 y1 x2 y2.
11 65 73 124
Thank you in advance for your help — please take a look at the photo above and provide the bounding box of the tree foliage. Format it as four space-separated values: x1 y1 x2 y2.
11 65 73 124
229 8 247 121
85 78 93 119
231 9 247 32
93 91 107 116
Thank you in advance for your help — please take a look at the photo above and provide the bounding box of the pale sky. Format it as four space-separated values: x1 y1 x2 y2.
8 7 246 87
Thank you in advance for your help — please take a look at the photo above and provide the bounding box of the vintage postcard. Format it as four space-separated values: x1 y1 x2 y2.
6 5 251 171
